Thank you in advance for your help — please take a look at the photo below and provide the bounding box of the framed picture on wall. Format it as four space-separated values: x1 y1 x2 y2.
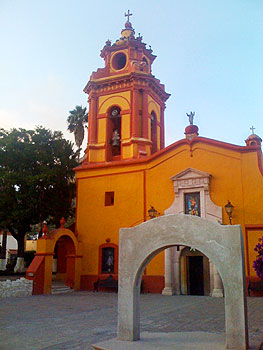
184 192 201 217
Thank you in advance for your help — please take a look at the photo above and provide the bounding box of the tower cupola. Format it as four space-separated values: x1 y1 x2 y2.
83 12 170 164
245 126 262 147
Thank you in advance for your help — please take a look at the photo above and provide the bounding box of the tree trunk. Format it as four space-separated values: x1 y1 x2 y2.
14 231 26 273
0 230 7 271
0 230 7 258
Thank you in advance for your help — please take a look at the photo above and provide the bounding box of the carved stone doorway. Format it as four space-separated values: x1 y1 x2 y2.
163 168 223 297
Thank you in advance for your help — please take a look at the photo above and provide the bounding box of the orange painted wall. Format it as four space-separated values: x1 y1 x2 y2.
77 170 145 275
76 138 263 283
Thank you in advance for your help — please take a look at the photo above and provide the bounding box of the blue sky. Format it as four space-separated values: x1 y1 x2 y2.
0 0 262 148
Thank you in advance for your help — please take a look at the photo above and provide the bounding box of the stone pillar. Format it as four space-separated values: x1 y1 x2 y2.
162 247 175 295
212 264 224 297
173 248 181 295
209 260 214 296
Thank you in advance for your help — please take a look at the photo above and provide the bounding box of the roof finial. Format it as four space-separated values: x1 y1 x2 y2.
186 111 195 125
250 126 255 134
125 9 133 22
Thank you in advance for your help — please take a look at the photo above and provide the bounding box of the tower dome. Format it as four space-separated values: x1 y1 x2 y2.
245 127 262 146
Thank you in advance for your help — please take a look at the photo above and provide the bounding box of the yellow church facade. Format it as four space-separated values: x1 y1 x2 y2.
27 15 263 296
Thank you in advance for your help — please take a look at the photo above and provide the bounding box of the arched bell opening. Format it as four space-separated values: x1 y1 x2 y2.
107 106 122 161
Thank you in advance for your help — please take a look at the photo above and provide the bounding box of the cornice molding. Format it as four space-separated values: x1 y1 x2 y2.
84 73 170 102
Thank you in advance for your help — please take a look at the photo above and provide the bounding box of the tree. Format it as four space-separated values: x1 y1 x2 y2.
0 127 78 272
253 237 263 280
67 105 88 161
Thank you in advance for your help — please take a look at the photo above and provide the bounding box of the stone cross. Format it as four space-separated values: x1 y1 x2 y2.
125 10 133 22
250 126 255 134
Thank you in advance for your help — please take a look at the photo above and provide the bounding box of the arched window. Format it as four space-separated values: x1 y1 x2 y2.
150 111 157 154
107 106 121 160
99 243 118 275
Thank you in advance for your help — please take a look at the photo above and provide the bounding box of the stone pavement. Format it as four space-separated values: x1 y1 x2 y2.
0 292 262 350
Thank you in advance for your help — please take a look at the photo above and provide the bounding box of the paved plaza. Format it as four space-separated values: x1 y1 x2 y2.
1 291 262 350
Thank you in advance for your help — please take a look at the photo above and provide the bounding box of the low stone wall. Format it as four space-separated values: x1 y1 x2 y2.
0 278 33 298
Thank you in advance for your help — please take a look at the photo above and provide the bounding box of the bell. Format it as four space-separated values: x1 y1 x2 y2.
112 138 119 147
112 130 120 147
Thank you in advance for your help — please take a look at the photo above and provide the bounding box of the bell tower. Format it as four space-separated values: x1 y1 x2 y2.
83 12 170 163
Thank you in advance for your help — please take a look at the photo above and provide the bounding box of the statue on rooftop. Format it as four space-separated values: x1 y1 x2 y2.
186 111 195 125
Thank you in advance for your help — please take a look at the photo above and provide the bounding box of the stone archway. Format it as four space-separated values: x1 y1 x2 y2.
27 227 82 295
117 214 248 350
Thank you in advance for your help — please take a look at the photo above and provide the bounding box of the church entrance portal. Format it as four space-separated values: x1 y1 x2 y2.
188 256 204 295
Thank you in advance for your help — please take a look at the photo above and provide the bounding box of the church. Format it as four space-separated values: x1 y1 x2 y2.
27 13 263 296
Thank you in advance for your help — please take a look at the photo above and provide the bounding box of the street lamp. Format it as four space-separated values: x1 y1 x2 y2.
148 206 157 219
224 201 234 225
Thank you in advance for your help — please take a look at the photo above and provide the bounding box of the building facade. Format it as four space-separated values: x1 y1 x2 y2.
28 16 263 296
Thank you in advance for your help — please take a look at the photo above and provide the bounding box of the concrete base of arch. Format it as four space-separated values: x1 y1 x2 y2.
93 331 225 350
93 214 248 350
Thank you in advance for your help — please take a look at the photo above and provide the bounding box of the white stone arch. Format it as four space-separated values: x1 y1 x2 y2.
117 214 248 350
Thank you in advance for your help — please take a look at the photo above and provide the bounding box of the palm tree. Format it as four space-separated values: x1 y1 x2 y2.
67 105 88 161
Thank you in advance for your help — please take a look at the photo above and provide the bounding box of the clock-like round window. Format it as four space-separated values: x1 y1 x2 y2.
112 52 127 70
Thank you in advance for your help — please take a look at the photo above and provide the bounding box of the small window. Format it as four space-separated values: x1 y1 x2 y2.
105 191 114 206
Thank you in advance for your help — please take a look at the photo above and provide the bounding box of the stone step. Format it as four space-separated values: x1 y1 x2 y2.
51 284 74 295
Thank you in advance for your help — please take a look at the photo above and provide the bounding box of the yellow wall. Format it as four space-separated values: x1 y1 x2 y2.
26 240 37 251
77 171 144 274
97 119 106 144
121 113 130 140
76 139 263 278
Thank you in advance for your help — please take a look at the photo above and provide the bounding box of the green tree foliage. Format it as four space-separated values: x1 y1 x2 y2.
0 127 78 259
67 105 88 160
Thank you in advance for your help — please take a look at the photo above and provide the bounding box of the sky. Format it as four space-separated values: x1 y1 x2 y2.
0 0 262 149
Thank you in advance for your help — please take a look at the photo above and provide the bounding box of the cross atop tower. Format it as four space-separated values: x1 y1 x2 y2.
250 126 255 134
125 10 133 22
